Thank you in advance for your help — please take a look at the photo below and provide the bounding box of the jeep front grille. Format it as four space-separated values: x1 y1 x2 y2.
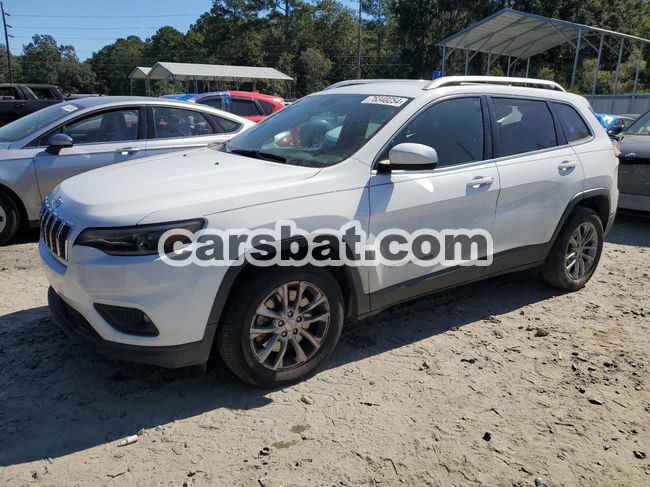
40 203 73 261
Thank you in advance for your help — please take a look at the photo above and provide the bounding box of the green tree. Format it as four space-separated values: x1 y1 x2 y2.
89 35 146 95
294 46 332 96
21 34 94 93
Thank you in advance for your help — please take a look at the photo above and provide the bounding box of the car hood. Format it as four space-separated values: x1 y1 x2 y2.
52 147 321 227
619 135 650 159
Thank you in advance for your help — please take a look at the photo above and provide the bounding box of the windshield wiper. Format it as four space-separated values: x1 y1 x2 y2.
229 148 287 163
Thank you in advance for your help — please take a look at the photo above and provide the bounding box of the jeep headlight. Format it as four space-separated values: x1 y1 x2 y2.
75 219 205 256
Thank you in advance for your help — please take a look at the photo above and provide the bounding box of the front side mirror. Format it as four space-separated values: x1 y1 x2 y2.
607 125 624 136
46 133 73 154
379 143 438 172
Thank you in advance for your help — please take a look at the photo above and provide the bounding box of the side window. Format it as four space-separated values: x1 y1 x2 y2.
198 97 224 110
553 103 591 142
0 86 18 99
492 98 557 157
62 108 140 144
209 114 242 133
30 87 58 100
388 97 484 167
152 107 214 139
229 98 261 117
258 99 276 116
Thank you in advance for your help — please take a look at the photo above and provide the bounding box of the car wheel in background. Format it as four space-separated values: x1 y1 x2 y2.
540 207 604 291
216 266 344 387
0 192 20 245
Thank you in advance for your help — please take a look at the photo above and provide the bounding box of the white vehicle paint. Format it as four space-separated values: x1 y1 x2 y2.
40 77 619 386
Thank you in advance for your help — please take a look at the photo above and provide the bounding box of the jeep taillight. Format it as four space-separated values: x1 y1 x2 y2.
611 139 621 158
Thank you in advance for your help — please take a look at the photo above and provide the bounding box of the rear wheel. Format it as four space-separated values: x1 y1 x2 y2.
0 192 20 245
541 207 603 291
216 267 344 387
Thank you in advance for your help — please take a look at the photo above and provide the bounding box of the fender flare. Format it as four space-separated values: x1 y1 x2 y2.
206 235 370 328
544 188 610 257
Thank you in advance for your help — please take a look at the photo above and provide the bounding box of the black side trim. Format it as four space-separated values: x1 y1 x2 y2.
367 244 546 317
482 244 547 277
49 287 215 368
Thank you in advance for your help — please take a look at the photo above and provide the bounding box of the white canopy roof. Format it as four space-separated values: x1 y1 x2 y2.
437 8 650 60
128 66 151 80
144 62 293 82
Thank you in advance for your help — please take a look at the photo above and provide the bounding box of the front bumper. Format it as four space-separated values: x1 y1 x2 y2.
48 287 216 368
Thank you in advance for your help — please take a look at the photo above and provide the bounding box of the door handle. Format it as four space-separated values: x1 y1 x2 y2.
466 176 494 188
558 160 577 171
116 147 140 155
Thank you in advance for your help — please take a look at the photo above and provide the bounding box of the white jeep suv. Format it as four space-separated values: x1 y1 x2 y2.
40 76 619 387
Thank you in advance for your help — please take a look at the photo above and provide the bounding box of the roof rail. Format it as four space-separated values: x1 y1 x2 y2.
423 76 566 92
325 79 426 90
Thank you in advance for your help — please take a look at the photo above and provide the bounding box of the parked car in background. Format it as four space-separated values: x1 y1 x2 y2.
595 112 638 137
162 91 284 122
41 76 618 386
617 108 650 212
195 91 284 122
0 96 253 244
161 93 198 102
0 83 67 127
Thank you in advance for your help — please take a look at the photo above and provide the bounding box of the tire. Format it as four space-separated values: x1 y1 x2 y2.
0 191 20 246
216 266 344 387
540 206 604 291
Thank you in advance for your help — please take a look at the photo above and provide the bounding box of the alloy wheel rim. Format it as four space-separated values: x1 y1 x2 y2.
0 206 6 234
249 280 330 371
565 222 598 280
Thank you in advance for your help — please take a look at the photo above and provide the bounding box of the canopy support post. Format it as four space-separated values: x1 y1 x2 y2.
441 45 447 76
611 38 624 112
591 33 604 101
464 49 469 75
630 44 644 112
486 52 491 75
129 79 133 96
506 55 511 76
525 58 530 78
570 30 582 92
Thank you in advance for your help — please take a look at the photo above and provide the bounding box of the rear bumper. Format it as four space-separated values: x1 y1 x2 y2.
48 287 216 368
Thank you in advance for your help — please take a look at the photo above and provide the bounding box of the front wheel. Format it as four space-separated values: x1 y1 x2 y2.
216 267 344 387
540 207 604 291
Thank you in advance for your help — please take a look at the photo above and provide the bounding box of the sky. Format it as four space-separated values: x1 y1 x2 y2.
3 0 215 60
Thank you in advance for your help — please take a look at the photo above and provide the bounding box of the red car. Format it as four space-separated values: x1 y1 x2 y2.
195 91 284 122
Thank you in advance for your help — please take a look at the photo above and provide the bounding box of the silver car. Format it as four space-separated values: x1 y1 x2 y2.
0 96 254 244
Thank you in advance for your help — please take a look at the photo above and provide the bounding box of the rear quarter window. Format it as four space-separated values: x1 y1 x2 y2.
553 103 592 142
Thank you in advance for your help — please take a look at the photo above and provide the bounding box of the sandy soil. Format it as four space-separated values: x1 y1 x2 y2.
0 216 649 487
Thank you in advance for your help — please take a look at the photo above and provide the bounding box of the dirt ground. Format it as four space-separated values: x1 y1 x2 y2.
0 215 649 487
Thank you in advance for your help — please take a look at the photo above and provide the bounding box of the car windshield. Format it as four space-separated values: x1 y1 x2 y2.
224 93 411 167
625 111 650 135
0 102 84 142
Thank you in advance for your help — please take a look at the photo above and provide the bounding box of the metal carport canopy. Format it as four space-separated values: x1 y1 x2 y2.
128 66 151 80
146 62 293 82
436 8 650 60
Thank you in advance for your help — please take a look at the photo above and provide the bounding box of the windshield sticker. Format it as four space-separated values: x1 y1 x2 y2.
60 105 78 113
361 96 408 107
